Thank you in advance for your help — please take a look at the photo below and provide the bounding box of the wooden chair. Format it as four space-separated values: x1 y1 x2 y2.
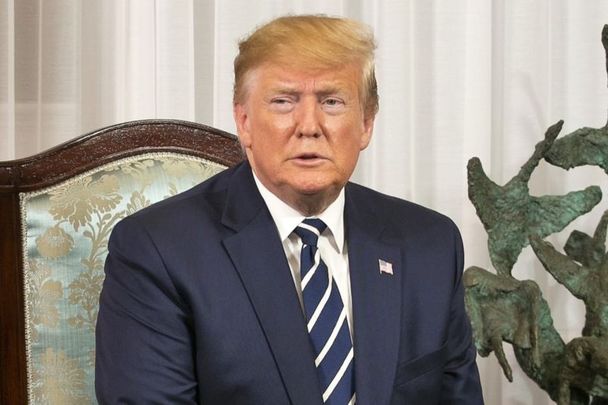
0 120 243 404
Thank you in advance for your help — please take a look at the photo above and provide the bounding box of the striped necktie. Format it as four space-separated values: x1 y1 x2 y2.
294 218 355 404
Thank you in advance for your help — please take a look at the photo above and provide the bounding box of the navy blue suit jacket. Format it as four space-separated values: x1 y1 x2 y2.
95 161 483 404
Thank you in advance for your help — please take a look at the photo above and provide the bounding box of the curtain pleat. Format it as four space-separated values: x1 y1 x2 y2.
0 0 15 157
2 1 608 403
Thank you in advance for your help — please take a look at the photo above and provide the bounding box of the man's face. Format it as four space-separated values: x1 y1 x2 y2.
234 62 374 214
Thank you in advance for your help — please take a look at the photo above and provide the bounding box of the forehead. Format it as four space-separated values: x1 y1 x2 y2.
245 62 362 94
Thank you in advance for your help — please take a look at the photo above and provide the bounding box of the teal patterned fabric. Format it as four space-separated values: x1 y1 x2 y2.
20 153 226 404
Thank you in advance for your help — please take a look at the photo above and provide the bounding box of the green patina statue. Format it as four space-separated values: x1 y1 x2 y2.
465 25 608 405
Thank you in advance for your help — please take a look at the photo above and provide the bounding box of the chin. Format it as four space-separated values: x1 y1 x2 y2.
292 180 339 197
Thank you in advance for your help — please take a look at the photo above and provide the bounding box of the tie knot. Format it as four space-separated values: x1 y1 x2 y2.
294 218 327 247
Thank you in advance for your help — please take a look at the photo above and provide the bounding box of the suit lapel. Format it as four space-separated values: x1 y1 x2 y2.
346 185 402 405
221 163 323 405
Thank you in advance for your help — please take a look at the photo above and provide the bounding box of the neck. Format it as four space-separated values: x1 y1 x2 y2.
290 194 334 217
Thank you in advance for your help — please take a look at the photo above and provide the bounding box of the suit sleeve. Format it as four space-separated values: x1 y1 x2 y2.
95 216 197 404
440 222 485 404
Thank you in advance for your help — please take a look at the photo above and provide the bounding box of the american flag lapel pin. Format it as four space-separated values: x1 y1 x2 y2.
378 259 393 275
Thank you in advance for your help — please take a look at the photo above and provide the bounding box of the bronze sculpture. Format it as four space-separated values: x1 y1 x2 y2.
465 25 608 405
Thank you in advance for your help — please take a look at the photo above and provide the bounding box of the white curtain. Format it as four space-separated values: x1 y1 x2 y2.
3 1 608 403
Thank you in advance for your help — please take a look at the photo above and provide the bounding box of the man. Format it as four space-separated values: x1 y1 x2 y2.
96 15 484 404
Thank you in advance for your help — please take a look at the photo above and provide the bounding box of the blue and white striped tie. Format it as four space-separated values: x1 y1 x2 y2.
294 218 355 405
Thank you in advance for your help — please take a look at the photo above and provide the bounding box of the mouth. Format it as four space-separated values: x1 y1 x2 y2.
291 153 327 166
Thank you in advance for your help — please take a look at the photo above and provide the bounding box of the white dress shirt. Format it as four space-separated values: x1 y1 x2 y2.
252 173 354 336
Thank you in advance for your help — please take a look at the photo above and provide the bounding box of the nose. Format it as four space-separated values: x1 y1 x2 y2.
295 97 322 138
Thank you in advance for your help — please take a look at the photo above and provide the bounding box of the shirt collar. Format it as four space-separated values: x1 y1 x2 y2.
252 171 345 254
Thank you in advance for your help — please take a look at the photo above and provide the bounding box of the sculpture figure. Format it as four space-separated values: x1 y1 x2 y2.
465 25 608 405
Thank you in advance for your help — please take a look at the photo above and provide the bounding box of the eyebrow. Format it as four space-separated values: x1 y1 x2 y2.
267 87 300 96
267 84 347 97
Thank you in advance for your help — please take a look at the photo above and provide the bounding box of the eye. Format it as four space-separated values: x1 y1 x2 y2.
269 97 295 112
321 97 346 113
323 98 342 106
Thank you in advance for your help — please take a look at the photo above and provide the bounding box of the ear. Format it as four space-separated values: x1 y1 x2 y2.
233 103 252 148
359 115 375 150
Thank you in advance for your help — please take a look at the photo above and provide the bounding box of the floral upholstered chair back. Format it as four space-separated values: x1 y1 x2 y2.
0 120 242 404
22 154 224 403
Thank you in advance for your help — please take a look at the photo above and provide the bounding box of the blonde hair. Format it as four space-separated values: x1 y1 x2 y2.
233 15 378 118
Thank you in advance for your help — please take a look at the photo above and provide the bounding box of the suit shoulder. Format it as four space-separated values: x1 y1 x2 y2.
346 182 458 233
116 163 239 233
